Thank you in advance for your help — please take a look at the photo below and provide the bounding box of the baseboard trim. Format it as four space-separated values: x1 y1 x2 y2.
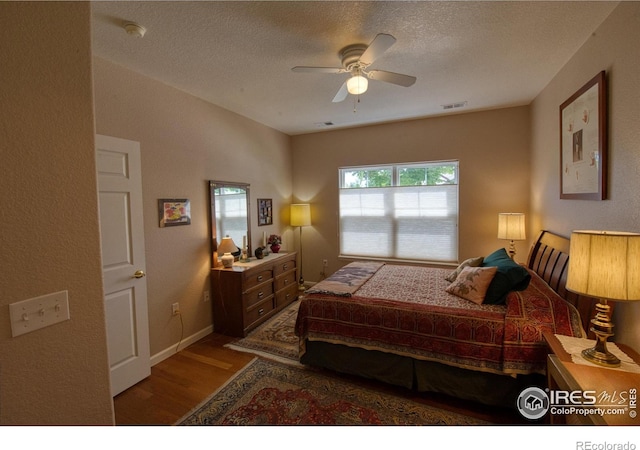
150 325 213 367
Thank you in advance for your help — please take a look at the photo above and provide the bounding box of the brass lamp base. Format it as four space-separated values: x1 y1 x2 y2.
582 300 621 368
298 275 306 292
582 345 621 368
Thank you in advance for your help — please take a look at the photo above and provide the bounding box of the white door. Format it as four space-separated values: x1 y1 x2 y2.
96 134 150 396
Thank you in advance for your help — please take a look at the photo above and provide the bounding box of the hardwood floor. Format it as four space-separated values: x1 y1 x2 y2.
113 333 254 425
114 331 528 425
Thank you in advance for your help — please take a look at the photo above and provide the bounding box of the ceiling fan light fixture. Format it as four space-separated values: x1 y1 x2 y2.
347 75 368 95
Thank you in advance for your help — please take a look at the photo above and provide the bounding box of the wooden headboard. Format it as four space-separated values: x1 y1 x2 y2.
526 230 598 337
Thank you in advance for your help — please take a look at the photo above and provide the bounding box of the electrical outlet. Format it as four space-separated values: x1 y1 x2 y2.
172 302 180 316
204 290 210 302
320 259 329 280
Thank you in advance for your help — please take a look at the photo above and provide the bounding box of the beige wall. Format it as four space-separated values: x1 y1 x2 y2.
531 2 640 351
93 58 292 357
0 3 113 424
291 106 531 281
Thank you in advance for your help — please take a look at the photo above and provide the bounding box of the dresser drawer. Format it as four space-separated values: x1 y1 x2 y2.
245 296 275 328
243 268 273 291
273 257 296 277
276 283 298 309
275 270 296 292
243 282 274 308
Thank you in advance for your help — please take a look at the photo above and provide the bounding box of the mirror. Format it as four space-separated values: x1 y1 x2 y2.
209 181 251 265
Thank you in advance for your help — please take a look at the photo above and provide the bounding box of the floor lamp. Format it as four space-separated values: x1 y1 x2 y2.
290 203 311 291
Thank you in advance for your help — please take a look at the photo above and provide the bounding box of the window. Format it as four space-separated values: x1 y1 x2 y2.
339 161 458 263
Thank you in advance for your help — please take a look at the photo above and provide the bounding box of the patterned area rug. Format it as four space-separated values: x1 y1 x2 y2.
224 300 300 363
177 358 489 425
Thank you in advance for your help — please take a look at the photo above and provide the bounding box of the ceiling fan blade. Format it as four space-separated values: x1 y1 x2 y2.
367 70 416 87
332 81 348 103
291 66 345 74
359 33 396 66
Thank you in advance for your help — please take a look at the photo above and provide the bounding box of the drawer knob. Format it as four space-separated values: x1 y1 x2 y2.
284 279 288 285
258 308 264 315
258 291 264 298
257 275 263 282
283 264 288 270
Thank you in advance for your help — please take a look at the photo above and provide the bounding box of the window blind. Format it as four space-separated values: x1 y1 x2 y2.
339 184 458 263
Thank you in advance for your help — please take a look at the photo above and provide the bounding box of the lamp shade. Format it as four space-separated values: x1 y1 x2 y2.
217 235 239 255
290 204 311 227
566 230 640 301
497 213 526 240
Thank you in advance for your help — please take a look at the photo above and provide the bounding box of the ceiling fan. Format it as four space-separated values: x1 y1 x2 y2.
292 33 417 103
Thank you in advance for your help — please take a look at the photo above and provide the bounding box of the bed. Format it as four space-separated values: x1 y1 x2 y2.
294 230 598 408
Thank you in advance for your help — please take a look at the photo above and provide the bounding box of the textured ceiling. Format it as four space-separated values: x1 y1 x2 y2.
91 1 618 135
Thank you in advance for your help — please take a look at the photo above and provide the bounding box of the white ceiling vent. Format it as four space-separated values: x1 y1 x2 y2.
442 101 468 110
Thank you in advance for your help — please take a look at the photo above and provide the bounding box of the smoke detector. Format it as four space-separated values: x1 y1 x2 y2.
123 22 146 38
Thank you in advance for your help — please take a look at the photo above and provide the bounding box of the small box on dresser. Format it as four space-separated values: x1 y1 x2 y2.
211 252 298 337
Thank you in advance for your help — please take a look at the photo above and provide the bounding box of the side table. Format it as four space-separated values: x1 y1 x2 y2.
543 331 640 425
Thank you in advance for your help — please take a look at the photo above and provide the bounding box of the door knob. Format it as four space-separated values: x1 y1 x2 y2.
133 270 146 279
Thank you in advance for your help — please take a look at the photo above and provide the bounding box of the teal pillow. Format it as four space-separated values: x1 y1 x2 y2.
481 248 531 304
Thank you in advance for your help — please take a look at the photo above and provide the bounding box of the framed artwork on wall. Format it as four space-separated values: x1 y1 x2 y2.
559 70 607 200
158 199 191 227
257 198 272 226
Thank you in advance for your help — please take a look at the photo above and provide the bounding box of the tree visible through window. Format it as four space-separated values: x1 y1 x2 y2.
339 161 458 263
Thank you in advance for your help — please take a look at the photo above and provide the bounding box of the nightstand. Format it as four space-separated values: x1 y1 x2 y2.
543 331 640 425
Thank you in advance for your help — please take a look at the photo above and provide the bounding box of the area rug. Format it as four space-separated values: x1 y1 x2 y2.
177 358 489 425
224 301 300 363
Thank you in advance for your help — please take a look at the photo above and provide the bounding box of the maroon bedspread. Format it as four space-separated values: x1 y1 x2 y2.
295 264 584 376
502 267 585 373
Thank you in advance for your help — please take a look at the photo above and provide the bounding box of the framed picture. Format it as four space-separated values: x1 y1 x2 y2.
158 199 191 227
560 71 607 200
257 198 272 226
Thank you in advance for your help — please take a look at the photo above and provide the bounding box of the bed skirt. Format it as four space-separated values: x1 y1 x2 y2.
300 340 545 408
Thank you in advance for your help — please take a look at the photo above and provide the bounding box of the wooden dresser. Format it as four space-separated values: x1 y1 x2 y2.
210 252 298 337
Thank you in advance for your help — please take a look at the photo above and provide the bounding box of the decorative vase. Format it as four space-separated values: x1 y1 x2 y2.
270 244 281 253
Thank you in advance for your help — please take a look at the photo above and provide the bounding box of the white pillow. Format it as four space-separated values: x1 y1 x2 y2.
445 256 484 282
446 266 498 305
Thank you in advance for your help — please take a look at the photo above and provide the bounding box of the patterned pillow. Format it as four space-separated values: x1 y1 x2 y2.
445 266 498 305
445 256 484 282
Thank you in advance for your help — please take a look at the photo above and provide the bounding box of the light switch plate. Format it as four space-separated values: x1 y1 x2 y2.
9 290 70 337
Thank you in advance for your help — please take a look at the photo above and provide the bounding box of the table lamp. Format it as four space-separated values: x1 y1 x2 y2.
217 235 239 268
290 203 311 289
566 230 640 367
497 213 526 260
